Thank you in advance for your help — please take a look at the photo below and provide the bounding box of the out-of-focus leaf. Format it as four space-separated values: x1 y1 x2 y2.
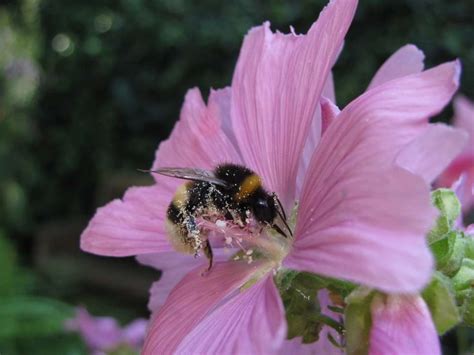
0 296 73 339
0 231 16 296
109 344 140 355
0 333 87 355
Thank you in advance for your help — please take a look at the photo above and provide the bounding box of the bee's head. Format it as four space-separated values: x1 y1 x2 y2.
252 194 277 224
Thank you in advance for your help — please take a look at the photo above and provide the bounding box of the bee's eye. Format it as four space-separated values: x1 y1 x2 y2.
252 197 275 223
256 199 268 208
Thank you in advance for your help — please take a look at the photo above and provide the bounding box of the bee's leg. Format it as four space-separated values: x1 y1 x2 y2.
230 209 248 228
224 210 233 221
184 216 203 256
203 240 214 271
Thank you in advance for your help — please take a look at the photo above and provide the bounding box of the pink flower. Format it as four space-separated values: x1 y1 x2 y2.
81 0 467 352
65 307 147 354
369 295 440 355
438 96 474 212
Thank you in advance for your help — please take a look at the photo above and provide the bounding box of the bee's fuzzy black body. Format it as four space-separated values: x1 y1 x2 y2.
157 163 287 270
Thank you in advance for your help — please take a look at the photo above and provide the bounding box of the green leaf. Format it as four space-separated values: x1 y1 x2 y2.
422 272 461 334
429 189 461 244
0 296 73 339
344 287 375 355
430 231 465 276
460 288 474 327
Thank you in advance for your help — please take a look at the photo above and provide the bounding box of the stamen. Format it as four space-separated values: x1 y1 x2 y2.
192 203 297 267
215 220 226 229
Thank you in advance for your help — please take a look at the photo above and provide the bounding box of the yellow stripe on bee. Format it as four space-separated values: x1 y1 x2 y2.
235 174 261 201
172 183 189 209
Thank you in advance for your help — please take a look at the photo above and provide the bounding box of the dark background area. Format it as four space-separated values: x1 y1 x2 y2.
0 0 473 353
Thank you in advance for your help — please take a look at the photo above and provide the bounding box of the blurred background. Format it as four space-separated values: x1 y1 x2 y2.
0 0 473 353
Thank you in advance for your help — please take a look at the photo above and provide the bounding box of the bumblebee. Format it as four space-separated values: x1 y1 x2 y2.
144 163 292 270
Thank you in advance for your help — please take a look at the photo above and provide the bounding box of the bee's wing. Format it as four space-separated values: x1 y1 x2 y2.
139 167 229 187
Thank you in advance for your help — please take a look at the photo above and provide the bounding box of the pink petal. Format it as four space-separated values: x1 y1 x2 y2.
451 174 467 228
122 319 148 348
441 95 474 211
287 167 435 293
142 261 264 354
287 62 461 293
369 295 440 355
138 248 234 311
297 98 341 196
231 0 358 208
323 71 336 104
209 87 241 152
66 307 122 351
396 124 468 184
138 252 203 311
465 224 474 236
368 44 425 89
151 88 242 190
437 96 474 196
454 95 474 148
81 185 174 256
320 97 341 135
176 276 286 354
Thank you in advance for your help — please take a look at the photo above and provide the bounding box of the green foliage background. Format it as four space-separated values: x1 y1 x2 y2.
0 0 473 353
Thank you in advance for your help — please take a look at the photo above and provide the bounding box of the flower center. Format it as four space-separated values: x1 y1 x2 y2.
197 204 298 268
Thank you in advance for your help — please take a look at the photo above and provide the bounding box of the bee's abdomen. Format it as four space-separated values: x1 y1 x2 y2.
185 181 213 213
166 181 212 226
167 203 183 224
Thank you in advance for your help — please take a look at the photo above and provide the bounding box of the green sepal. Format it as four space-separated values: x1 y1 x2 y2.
429 189 461 244
460 288 474 327
430 231 465 276
276 270 330 344
422 272 461 334
323 277 357 299
344 287 375 355
452 259 474 293
275 269 302 292
464 235 474 260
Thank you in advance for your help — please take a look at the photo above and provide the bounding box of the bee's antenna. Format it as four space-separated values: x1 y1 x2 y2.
273 193 288 221
273 224 290 239
277 209 293 237
272 193 293 237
